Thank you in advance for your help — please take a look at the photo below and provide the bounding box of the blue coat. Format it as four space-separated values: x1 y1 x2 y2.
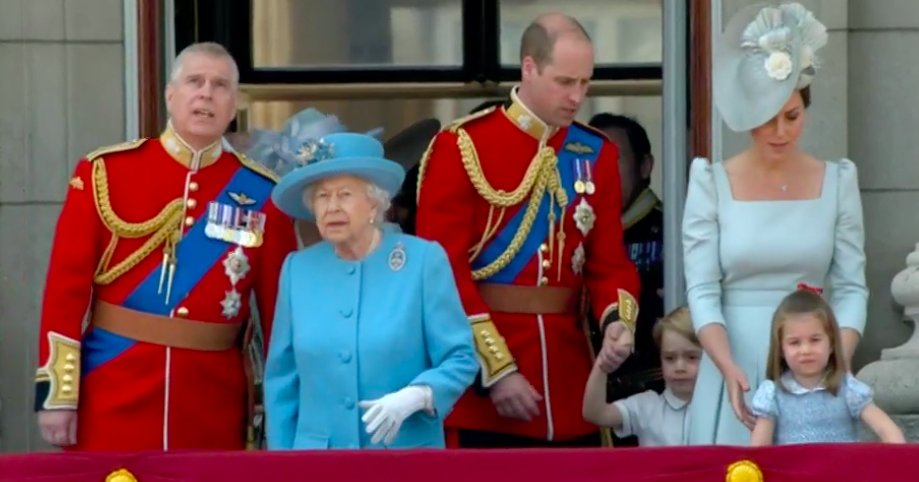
264 230 478 449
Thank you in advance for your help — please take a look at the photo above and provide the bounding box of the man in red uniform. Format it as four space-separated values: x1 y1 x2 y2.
416 13 641 447
34 42 297 451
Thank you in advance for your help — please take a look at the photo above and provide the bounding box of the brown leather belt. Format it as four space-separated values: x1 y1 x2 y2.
91 301 242 351
477 284 580 315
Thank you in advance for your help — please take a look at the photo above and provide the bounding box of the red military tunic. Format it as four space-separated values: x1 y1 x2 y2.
34 126 297 451
416 92 640 442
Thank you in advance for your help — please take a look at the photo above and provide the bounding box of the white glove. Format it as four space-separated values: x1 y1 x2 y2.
358 385 433 445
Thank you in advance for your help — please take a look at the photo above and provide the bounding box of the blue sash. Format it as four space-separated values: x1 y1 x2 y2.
83 166 273 374
472 125 603 283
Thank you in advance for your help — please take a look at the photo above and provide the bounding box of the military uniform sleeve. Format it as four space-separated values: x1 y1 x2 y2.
253 199 298 352
415 130 516 387
34 159 105 411
582 138 641 334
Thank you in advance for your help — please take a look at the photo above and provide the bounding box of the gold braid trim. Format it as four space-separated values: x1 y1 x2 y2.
415 135 438 204
90 159 185 285
457 130 563 281
455 128 544 207
416 106 497 203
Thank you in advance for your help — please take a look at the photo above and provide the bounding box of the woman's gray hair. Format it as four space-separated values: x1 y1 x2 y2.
302 179 392 225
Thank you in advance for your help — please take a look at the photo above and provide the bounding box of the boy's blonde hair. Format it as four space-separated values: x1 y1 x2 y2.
652 306 699 348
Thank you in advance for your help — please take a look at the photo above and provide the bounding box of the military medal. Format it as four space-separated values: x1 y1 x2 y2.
573 159 586 194
389 242 406 271
223 246 250 285
246 211 267 248
205 202 221 239
205 202 266 248
573 198 596 236
584 161 596 195
220 289 242 319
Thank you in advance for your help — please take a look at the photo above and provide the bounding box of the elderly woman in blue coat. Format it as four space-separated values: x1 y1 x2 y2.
263 132 478 450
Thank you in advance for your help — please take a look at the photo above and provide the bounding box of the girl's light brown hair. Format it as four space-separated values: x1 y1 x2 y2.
652 306 699 349
766 289 846 395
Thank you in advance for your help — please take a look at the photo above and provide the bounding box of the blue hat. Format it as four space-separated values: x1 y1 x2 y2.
714 2 827 132
271 132 406 221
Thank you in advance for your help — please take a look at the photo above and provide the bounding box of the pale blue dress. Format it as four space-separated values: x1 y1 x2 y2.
682 157 868 446
750 372 873 444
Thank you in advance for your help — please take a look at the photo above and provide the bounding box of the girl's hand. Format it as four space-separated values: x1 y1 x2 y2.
723 364 755 430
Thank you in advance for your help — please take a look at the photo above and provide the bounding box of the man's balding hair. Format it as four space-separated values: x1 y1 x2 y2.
519 13 591 70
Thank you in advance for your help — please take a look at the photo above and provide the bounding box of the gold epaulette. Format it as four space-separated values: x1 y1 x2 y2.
233 152 279 183
85 138 148 161
446 105 497 133
417 106 498 202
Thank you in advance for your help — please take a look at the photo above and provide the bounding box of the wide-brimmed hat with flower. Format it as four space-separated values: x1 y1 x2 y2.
714 2 828 132
271 132 406 221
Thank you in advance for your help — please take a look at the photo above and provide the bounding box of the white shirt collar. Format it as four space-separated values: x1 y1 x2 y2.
780 371 828 395
662 387 689 410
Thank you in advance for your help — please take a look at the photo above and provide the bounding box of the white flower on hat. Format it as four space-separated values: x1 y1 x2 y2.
765 51 793 80
739 3 827 86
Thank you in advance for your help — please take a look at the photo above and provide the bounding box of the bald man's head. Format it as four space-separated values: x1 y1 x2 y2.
519 13 591 71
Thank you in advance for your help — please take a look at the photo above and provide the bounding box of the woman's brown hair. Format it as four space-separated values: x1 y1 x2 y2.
765 288 846 395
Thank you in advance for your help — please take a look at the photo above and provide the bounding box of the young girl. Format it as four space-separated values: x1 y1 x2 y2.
582 306 701 446
750 287 905 445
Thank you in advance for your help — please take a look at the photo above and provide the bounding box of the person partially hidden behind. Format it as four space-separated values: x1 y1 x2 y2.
588 113 664 446
583 306 700 446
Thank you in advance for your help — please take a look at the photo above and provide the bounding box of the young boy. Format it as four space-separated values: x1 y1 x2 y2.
582 306 700 446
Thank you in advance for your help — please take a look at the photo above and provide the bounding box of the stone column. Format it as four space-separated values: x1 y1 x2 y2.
858 243 919 441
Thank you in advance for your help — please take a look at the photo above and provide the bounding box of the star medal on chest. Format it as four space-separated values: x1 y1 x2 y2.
573 198 596 236
220 289 242 319
389 242 407 272
223 246 251 285
205 198 266 248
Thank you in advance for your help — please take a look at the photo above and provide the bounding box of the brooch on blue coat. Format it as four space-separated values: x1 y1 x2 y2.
389 242 406 272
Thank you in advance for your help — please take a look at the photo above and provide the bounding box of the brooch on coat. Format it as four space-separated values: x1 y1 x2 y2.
389 242 406 271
